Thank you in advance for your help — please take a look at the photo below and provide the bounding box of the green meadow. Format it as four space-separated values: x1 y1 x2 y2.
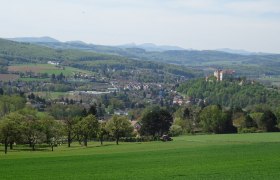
1 133 280 180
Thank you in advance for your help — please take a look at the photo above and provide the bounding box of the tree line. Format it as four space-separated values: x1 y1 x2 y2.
171 104 279 136
1 94 280 154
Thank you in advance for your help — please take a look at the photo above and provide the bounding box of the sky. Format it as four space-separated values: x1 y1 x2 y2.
0 0 280 53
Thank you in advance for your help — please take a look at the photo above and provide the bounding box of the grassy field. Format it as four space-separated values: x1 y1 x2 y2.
33 91 68 99
1 133 280 180
8 64 93 76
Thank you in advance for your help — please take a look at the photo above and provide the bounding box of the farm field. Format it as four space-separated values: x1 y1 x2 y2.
18 77 50 82
258 76 280 87
8 64 93 76
33 91 68 100
0 74 19 81
1 133 280 180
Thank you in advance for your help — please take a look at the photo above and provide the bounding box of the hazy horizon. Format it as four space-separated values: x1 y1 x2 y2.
1 0 280 53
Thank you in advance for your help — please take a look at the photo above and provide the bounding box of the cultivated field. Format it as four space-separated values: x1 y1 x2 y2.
1 133 280 179
0 74 19 81
8 64 93 76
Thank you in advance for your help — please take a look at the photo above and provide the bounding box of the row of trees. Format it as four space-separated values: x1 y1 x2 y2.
0 104 134 154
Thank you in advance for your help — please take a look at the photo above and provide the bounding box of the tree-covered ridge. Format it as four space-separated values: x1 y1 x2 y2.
0 38 199 79
24 40 280 76
0 38 130 64
177 78 280 108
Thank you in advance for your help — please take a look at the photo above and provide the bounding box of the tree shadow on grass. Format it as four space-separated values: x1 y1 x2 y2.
9 148 51 152
94 144 116 148
0 146 52 152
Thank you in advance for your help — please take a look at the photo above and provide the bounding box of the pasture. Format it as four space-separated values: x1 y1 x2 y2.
0 133 280 180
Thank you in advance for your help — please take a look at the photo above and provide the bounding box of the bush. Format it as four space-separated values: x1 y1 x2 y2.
169 125 183 136
238 127 257 133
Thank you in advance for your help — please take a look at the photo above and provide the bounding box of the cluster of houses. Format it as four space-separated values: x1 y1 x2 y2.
47 61 60 66
124 83 149 91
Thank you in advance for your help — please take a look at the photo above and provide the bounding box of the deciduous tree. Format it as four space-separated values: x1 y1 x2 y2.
106 115 133 145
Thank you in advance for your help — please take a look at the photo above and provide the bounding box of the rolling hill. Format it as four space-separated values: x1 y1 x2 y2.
0 38 198 79
6 37 280 77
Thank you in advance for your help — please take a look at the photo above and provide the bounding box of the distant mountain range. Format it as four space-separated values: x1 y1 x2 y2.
7 36 274 55
117 43 185 52
215 48 272 56
8 37 185 52
8 36 60 43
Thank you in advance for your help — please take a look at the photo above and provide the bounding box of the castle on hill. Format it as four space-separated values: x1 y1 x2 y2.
206 69 235 81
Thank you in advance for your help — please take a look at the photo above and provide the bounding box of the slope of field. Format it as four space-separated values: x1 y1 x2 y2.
8 64 93 76
1 133 280 179
0 74 19 81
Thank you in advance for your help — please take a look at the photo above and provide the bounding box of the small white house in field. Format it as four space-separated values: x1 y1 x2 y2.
48 61 60 66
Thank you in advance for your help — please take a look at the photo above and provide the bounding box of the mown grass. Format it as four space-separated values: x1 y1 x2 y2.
0 133 280 180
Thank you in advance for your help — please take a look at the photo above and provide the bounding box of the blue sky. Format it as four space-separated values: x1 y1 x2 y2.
0 0 280 53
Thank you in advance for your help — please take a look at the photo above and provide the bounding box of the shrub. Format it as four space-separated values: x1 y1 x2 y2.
169 125 183 136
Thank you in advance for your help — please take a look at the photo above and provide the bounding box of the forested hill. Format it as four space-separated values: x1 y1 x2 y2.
0 38 124 63
0 38 199 79
177 78 280 108
10 38 280 76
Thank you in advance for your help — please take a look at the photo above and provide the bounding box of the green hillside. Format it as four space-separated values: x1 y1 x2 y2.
0 38 199 79
1 133 280 179
0 38 124 63
19 40 280 77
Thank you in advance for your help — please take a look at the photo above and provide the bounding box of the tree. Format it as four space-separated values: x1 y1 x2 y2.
48 104 83 147
41 114 63 151
199 105 231 133
0 112 22 154
169 125 183 136
51 74 56 81
0 95 26 116
20 108 44 151
140 106 173 137
77 114 99 146
81 108 87 117
175 106 201 134
98 121 107 145
106 115 133 145
250 110 278 132
0 88 4 95
88 105 97 116
48 121 63 151
29 93 35 100
274 107 280 127
97 103 105 118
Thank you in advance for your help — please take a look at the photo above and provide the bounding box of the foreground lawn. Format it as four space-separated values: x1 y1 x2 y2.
1 133 280 179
